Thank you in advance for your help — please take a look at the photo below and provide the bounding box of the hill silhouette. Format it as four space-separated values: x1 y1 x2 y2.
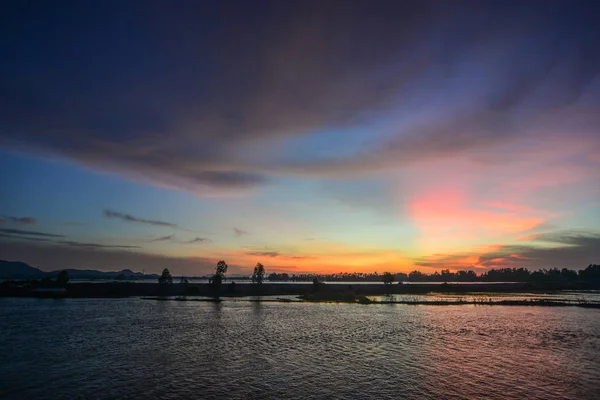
0 260 45 279
0 260 157 280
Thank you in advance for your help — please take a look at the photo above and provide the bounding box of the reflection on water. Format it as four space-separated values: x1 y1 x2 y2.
369 290 600 304
1 298 599 399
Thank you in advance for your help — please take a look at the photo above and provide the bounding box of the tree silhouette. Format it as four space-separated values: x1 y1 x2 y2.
382 272 394 285
210 260 228 289
158 268 173 284
57 270 69 286
235 266 600 286
312 277 323 291
252 262 265 284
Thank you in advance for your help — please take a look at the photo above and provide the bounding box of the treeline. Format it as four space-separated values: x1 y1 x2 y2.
267 272 390 282
267 264 600 284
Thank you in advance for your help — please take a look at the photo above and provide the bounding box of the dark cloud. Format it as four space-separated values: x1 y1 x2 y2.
413 252 489 271
478 231 600 269
0 240 236 275
247 251 280 258
416 230 600 270
151 233 173 242
0 231 141 249
104 209 178 228
0 228 63 238
527 230 600 247
246 250 314 260
234 228 249 237
188 237 211 244
57 241 141 249
0 233 53 242
1 216 36 225
1 2 598 193
191 172 266 188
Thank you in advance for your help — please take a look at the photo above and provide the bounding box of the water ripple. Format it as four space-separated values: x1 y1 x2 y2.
1 299 599 399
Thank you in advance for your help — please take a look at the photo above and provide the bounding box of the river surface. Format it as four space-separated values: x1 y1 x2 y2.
1 297 599 399
65 279 521 284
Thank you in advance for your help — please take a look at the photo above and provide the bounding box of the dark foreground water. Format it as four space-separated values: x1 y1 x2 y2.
1 298 599 400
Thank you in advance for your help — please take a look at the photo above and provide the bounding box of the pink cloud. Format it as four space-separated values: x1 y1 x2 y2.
483 202 538 214
407 187 544 246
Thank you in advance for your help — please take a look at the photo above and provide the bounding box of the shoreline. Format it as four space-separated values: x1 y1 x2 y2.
2 281 599 299
139 296 600 308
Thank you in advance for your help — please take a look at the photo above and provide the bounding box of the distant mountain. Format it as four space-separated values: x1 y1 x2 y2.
0 260 158 280
0 260 45 279
45 268 152 280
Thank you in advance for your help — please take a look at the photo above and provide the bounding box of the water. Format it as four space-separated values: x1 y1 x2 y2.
1 298 599 399
369 290 600 304
65 279 521 284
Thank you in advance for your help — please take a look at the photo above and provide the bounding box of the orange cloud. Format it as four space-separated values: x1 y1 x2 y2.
483 202 539 214
190 242 413 274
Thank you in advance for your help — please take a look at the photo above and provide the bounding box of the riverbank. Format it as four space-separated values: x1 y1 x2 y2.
1 280 599 299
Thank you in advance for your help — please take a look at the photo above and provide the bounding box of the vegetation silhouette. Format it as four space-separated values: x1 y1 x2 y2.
382 272 394 285
265 265 600 286
56 270 69 287
312 276 324 291
209 260 228 296
252 263 265 284
382 271 394 294
158 268 173 284
2 263 600 300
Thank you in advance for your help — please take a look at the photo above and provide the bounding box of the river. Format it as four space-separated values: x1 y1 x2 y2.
1 297 599 399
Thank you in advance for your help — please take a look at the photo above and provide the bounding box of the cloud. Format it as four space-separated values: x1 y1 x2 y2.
234 228 249 237
104 209 178 228
0 228 64 238
247 251 280 258
188 237 211 244
1 216 36 225
413 252 490 271
0 240 234 275
406 186 545 247
57 241 141 249
0 232 141 249
483 202 540 214
525 230 600 246
414 230 600 270
1 2 598 195
245 250 316 261
151 233 173 242
0 233 53 242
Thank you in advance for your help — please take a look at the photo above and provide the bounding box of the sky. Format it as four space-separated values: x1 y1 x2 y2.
1 0 599 275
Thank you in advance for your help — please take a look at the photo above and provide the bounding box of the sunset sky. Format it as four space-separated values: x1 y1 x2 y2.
1 1 599 275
